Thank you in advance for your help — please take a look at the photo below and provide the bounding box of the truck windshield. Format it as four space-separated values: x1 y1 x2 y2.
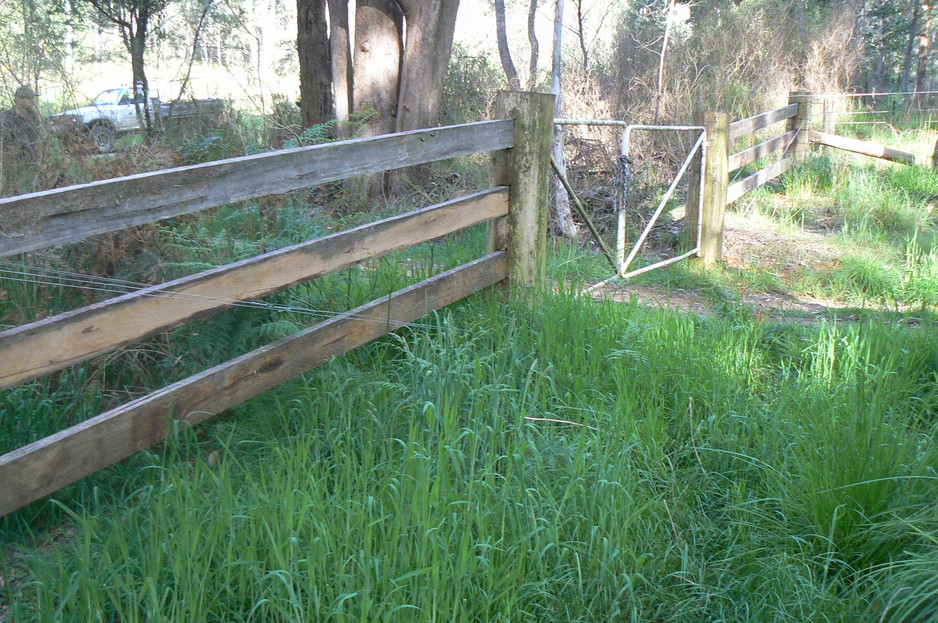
92 89 123 106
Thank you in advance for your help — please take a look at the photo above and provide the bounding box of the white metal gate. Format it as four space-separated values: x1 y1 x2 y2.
554 120 706 287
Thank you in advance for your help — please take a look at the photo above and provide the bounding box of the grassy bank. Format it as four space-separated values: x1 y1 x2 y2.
2 289 937 621
3 123 938 621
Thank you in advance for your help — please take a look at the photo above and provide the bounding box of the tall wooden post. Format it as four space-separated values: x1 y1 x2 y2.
788 92 817 163
686 111 729 267
489 90 555 289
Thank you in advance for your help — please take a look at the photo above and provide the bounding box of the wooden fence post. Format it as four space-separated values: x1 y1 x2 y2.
788 92 817 163
490 90 555 289
686 110 729 267
822 95 839 134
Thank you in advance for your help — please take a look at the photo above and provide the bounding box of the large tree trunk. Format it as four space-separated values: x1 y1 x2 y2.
297 0 334 128
494 0 520 89
354 0 403 133
329 0 353 137
354 0 403 199
395 0 459 133
392 0 460 191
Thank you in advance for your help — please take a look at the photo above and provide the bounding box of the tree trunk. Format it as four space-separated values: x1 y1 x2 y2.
903 0 922 102
395 0 460 132
354 0 403 199
652 0 676 126
297 0 334 128
916 1 933 105
552 0 577 239
392 0 460 191
527 0 539 90
575 0 588 73
329 0 353 137
494 0 520 89
354 0 403 134
130 23 154 134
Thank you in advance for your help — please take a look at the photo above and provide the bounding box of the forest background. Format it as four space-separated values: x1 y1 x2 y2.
1 0 932 158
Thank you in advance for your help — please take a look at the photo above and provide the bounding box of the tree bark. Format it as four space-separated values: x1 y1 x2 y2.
575 0 588 73
552 0 577 239
494 0 520 89
903 0 922 100
329 0 353 137
297 0 334 128
652 0 676 126
916 1 933 104
130 26 153 132
527 0 539 90
354 0 403 199
395 0 460 133
392 0 460 191
354 0 403 136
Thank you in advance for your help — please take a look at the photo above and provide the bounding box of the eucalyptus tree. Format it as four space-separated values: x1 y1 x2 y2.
0 0 72 95
296 0 333 127
295 0 460 196
493 0 540 90
82 0 173 132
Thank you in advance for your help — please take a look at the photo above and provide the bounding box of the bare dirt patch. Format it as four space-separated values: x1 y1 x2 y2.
587 210 931 324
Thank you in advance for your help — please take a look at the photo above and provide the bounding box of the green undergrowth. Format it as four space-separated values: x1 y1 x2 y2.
623 150 938 312
2 290 937 621
0 190 489 459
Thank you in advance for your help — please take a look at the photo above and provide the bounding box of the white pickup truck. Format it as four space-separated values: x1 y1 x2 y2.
50 87 224 152
49 87 161 152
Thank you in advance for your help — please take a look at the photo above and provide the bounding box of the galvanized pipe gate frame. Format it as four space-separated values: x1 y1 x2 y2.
554 119 706 289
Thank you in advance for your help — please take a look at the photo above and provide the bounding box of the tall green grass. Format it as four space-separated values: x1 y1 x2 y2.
3 291 937 621
712 151 938 310
4 127 938 621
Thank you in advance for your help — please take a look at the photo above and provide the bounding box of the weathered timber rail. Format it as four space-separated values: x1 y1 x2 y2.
689 91 920 264
0 90 556 518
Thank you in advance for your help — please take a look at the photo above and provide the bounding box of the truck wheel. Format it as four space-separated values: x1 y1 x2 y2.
89 124 114 153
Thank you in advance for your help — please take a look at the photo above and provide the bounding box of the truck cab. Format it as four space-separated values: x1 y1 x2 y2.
50 87 160 152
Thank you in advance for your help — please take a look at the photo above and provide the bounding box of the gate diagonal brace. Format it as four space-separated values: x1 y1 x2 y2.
549 157 618 272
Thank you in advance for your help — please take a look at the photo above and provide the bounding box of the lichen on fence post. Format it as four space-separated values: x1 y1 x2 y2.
489 90 555 290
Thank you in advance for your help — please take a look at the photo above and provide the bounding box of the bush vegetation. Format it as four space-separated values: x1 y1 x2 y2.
2 1 938 621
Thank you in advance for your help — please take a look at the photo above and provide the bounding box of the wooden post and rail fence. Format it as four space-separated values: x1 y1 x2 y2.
0 90 555 518
0 89 923 517
688 91 920 266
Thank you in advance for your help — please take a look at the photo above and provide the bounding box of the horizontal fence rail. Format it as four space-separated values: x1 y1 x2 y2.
809 130 917 165
0 252 508 517
728 104 799 141
722 104 798 206
0 120 514 258
0 89 559 519
727 159 791 205
0 188 509 391
727 130 796 171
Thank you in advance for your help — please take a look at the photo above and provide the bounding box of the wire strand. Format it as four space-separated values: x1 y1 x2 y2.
0 263 458 333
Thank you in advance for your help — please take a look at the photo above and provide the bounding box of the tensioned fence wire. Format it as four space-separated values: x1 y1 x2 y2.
0 259 461 333
0 261 596 432
814 90 938 128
